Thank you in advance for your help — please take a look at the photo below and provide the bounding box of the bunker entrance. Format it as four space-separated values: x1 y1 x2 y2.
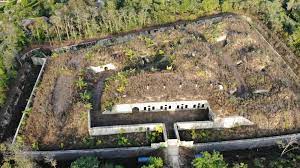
132 107 140 113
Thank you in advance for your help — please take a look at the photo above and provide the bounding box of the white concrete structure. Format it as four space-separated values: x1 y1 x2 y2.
89 123 167 137
216 33 227 42
103 100 209 114
89 63 116 73
213 116 254 128
175 116 253 131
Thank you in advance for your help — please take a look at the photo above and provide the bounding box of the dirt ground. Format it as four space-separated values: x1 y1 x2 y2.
19 54 90 150
19 15 300 150
99 16 300 137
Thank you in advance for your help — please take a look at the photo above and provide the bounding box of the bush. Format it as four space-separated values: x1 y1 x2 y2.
71 156 100 168
192 151 228 168
0 143 37 168
141 157 163 168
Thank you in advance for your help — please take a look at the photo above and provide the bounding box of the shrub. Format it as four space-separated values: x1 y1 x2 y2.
141 157 164 168
0 143 37 168
79 90 91 102
192 151 228 168
147 126 163 143
191 129 209 140
76 77 87 90
117 136 130 146
233 163 248 168
71 156 100 168
100 163 124 168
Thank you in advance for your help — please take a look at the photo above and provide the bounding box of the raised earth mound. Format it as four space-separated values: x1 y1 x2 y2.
17 15 300 150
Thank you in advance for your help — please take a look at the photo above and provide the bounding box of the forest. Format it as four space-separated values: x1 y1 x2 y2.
0 0 299 108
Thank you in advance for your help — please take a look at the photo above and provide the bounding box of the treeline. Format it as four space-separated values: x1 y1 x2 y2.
0 0 299 107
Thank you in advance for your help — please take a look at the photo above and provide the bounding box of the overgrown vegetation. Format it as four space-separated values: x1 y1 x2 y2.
70 156 125 168
71 156 100 168
192 151 229 168
0 0 299 108
103 70 133 110
193 148 300 168
147 126 164 143
0 143 37 168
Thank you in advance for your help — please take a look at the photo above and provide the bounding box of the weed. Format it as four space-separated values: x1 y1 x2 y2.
233 163 248 168
229 96 240 105
76 77 87 90
253 158 265 168
119 128 126 134
142 157 164 168
60 143 64 149
103 99 117 111
203 22 226 43
196 70 207 78
96 139 102 146
15 135 25 148
147 126 163 143
82 137 95 148
84 103 92 110
0 143 6 152
117 136 130 146
51 53 59 58
245 74 266 88
80 90 91 102
124 48 136 61
85 51 93 60
192 151 227 168
143 36 155 48
191 129 208 140
31 141 39 151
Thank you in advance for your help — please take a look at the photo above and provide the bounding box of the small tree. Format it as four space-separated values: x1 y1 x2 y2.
192 151 228 168
71 156 100 168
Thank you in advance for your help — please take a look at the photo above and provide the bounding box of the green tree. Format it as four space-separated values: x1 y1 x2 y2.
291 27 300 54
200 0 220 14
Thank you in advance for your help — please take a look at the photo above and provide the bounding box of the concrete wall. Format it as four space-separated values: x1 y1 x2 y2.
175 116 253 131
103 100 209 114
89 123 168 142
21 147 159 161
12 58 47 143
193 133 300 152
174 116 254 144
